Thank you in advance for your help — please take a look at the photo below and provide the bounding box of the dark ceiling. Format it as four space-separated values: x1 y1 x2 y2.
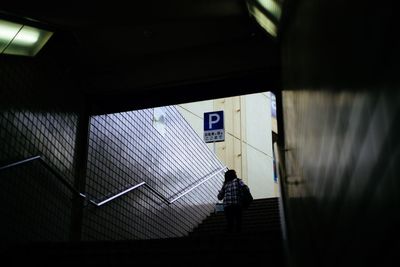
1 0 280 114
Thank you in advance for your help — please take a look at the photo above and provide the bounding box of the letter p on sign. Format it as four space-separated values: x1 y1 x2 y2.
209 113 220 129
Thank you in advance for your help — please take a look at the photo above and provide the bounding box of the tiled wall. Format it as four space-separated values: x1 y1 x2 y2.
83 106 225 240
0 56 80 243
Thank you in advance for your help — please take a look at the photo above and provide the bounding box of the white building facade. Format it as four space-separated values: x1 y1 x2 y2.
176 92 278 199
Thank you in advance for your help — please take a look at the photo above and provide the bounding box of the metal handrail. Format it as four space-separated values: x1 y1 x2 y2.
273 142 290 260
1 155 227 207
0 155 86 199
90 167 227 207
0 155 41 171
89 182 146 206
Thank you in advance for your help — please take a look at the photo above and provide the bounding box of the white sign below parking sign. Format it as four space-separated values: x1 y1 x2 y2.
204 111 224 143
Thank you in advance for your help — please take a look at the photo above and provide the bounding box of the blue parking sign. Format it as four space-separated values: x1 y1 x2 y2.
204 111 224 143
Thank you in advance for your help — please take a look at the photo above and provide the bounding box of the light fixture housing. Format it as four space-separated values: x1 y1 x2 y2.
247 0 283 38
0 18 53 57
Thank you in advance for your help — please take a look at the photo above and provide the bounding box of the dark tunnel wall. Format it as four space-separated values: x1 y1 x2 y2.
280 1 400 266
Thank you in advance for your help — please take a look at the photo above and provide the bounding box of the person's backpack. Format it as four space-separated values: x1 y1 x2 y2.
237 179 253 209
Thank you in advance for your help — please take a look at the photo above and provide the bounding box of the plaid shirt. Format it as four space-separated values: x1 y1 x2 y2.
218 178 244 206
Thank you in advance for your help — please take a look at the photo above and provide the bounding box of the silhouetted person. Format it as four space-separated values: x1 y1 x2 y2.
217 169 245 233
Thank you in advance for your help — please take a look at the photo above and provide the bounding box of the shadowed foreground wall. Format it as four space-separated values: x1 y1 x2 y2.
280 1 400 266
0 40 82 242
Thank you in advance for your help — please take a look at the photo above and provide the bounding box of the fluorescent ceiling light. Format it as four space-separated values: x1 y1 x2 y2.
0 20 22 41
257 0 282 20
0 19 53 57
248 4 278 37
14 26 40 45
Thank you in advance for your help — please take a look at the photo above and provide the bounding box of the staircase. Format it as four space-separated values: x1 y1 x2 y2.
189 197 282 236
187 197 285 266
1 198 286 266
